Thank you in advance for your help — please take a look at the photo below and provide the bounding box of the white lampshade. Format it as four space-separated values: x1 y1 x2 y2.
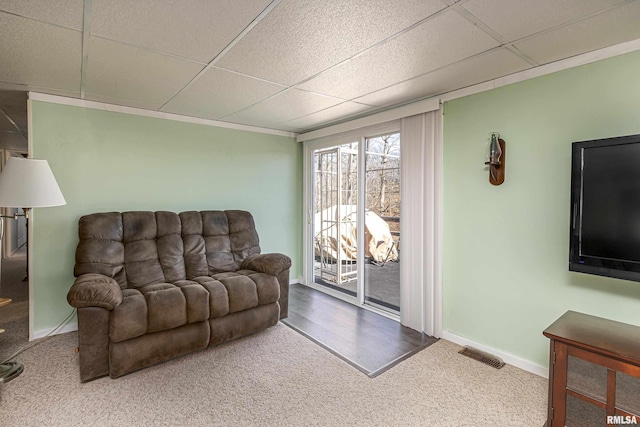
0 157 66 208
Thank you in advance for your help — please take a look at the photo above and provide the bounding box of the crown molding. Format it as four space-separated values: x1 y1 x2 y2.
27 92 297 138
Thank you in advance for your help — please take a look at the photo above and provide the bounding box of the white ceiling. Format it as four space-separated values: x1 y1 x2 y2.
1 0 640 149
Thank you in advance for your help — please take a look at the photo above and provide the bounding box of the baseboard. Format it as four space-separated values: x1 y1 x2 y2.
289 278 302 285
32 322 78 340
442 331 548 379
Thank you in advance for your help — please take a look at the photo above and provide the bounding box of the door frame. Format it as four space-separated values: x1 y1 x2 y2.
1 150 28 258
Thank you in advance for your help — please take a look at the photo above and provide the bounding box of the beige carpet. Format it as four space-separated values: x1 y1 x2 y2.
0 323 547 426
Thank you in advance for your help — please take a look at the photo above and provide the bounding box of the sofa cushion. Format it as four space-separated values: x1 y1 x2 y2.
123 212 165 288
140 284 188 333
110 281 210 342
110 289 147 343
108 271 280 343
202 211 236 272
245 272 280 305
218 275 259 313
74 212 127 288
211 271 280 313
227 211 261 269
157 211 186 283
180 211 261 276
173 280 210 323
180 212 209 278
221 270 280 305
190 277 230 319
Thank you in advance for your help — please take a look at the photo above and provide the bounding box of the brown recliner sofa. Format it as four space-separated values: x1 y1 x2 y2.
67 210 291 382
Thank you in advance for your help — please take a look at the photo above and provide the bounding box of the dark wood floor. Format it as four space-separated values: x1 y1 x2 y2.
314 259 401 310
281 283 437 377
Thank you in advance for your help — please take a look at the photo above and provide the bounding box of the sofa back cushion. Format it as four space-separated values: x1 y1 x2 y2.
74 210 261 289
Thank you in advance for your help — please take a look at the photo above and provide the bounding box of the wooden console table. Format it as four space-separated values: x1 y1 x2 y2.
543 311 640 426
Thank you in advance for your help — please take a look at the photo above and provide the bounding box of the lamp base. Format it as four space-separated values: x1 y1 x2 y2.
0 362 23 383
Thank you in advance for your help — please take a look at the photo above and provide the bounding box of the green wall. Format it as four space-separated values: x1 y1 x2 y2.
443 50 640 368
30 101 302 333
29 50 640 366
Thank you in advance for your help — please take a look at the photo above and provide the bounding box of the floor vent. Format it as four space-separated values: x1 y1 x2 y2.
458 346 505 369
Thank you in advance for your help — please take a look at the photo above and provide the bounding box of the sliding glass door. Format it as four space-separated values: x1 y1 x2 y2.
309 130 401 315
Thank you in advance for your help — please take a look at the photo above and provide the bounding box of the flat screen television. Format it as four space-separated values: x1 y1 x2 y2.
570 133 640 282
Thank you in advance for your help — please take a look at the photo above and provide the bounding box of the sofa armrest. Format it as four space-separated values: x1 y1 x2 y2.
240 253 292 276
67 274 123 311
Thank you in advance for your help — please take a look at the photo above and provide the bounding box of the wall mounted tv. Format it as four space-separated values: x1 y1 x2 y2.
570 133 640 282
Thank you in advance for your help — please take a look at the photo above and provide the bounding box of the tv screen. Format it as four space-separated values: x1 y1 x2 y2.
570 134 640 282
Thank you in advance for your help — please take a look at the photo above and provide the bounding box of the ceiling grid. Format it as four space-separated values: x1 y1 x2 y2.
0 0 639 147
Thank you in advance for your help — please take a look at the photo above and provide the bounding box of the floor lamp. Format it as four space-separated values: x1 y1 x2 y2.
0 157 66 384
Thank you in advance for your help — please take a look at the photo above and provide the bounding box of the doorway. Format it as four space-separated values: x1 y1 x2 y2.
0 150 29 361
310 130 401 316
3 151 28 258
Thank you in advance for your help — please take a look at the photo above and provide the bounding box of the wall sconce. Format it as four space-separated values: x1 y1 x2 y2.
485 132 505 185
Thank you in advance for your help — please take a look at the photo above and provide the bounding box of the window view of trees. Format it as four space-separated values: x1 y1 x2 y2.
365 134 400 229
313 134 400 223
313 143 358 216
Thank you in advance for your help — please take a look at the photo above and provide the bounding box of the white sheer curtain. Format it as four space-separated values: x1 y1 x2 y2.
400 110 443 337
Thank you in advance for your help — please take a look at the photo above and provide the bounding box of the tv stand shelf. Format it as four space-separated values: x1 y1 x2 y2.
543 311 640 426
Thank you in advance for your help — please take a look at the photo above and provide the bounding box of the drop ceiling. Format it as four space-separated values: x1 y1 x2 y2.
1 0 640 149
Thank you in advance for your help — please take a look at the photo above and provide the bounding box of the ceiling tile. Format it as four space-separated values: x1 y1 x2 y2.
226 89 344 124
298 10 500 100
0 90 27 131
462 0 626 42
0 13 82 91
514 1 640 65
162 67 286 118
281 101 375 130
84 36 205 106
0 116 18 133
356 48 531 107
91 0 272 63
0 132 27 151
0 0 84 30
216 0 447 85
